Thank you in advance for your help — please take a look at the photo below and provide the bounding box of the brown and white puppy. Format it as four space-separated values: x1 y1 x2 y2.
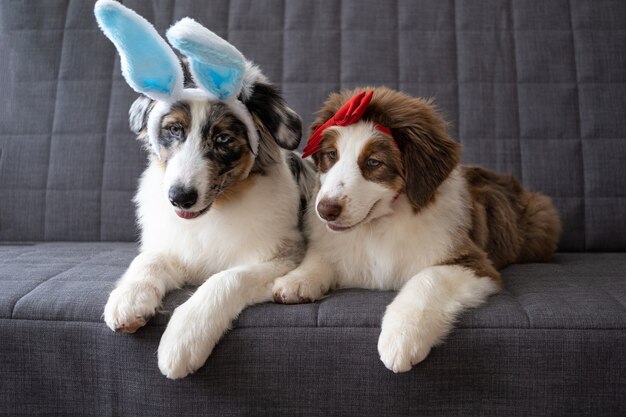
273 87 560 373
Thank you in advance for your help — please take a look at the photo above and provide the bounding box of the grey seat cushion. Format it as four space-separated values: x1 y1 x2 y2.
2 243 624 330
1 243 625 416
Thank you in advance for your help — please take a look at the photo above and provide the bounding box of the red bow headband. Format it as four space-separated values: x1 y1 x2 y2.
301 91 394 158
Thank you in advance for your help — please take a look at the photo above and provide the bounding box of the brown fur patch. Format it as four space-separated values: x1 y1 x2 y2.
441 238 502 285
203 110 254 176
212 172 259 208
312 129 340 173
515 191 562 263
202 143 253 207
161 103 191 131
464 166 561 269
357 135 404 192
226 144 254 180
310 87 461 211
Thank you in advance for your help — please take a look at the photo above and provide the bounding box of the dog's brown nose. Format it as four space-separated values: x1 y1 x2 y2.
317 199 343 221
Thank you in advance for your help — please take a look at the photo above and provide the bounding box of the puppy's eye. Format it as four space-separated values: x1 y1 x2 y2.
216 134 233 145
367 158 382 168
327 150 337 160
168 124 184 138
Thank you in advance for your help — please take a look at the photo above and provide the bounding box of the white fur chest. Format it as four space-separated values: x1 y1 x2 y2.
135 162 300 280
309 170 470 290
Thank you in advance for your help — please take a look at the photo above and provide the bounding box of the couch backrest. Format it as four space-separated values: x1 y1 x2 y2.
1 0 625 251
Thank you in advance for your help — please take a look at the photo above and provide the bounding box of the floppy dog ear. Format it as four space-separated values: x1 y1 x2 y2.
128 95 154 135
243 82 302 150
395 118 461 209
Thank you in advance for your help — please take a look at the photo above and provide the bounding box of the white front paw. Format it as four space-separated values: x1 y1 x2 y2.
103 282 160 333
377 322 432 373
157 302 221 379
272 273 324 304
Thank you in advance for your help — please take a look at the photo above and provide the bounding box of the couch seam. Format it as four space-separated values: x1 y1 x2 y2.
281 0 285 91
510 0 524 186
314 302 321 327
506 287 533 327
9 250 107 319
42 1 70 241
10 268 74 319
98 28 117 242
568 0 586 251
453 0 460 144
395 0 400 92
598 287 626 312
1 318 624 331
339 0 343 89
227 0 232 65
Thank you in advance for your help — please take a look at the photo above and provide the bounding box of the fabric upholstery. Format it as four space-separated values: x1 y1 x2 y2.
1 1 625 416
1 242 625 416
1 1 625 250
2 322 623 417
3 243 625 330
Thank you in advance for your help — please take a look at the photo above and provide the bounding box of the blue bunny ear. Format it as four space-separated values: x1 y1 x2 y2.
167 18 246 100
94 0 183 102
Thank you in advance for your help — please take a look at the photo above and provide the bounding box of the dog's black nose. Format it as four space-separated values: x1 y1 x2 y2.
317 199 343 221
168 186 198 210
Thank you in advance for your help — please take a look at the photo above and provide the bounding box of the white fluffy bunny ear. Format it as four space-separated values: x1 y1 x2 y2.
166 18 246 100
94 0 183 102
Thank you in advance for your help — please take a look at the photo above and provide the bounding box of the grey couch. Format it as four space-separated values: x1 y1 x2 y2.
1 1 625 416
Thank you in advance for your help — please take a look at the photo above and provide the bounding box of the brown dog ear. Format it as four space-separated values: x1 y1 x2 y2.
395 124 461 209
306 117 330 169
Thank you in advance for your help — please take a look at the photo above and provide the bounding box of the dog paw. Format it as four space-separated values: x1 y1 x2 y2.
272 274 323 304
103 283 160 333
157 303 219 379
377 322 432 373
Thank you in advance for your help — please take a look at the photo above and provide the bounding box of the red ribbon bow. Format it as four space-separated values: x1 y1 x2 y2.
302 91 376 158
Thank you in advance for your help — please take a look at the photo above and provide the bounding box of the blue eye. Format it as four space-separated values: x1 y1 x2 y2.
327 150 337 160
216 134 233 144
367 158 382 168
168 124 183 138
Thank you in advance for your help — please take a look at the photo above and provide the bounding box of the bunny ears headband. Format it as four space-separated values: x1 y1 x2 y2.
94 0 259 156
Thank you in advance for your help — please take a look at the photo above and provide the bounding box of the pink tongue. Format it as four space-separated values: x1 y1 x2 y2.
328 223 351 232
175 210 200 220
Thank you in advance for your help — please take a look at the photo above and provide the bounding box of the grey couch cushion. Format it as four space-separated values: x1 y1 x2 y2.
2 243 624 329
1 0 626 250
1 242 625 416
